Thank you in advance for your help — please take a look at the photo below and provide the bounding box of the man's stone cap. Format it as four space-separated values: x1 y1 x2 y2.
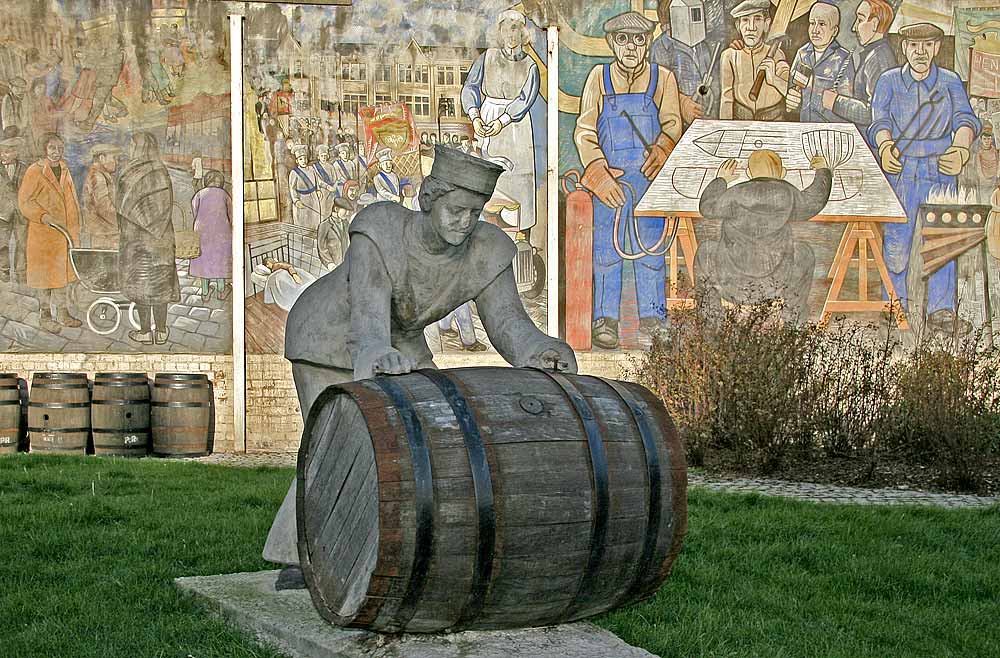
899 22 945 41
603 11 656 35
429 145 504 195
731 0 771 19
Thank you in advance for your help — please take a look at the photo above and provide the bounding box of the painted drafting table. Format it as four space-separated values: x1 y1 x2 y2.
634 119 909 327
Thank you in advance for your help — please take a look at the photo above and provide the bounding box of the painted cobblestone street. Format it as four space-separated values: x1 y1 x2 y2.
166 453 1000 509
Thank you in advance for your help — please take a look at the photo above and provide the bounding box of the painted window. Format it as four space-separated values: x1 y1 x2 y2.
400 94 431 116
437 65 458 86
342 93 367 114
341 62 367 81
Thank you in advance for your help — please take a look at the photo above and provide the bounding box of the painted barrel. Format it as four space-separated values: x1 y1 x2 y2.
92 373 150 457
0 373 21 454
296 367 687 634
28 373 90 454
151 374 211 456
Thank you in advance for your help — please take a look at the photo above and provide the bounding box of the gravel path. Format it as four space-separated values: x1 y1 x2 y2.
169 453 999 509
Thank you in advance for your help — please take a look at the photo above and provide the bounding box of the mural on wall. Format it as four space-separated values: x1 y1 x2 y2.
557 0 1000 350
241 0 550 355
0 0 233 354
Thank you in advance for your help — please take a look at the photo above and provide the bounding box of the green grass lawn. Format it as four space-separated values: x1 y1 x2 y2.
1 455 998 658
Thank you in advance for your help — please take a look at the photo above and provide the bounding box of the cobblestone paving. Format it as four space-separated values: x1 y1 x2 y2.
171 453 999 509
688 473 999 509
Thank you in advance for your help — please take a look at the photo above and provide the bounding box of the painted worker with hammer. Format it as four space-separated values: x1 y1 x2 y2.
720 0 789 121
870 22 980 328
574 10 682 350
785 1 854 123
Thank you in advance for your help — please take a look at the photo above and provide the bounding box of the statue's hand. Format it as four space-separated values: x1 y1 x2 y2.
355 347 417 379
526 340 578 374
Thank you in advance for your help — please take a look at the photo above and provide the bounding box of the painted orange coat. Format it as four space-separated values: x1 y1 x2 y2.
18 160 81 289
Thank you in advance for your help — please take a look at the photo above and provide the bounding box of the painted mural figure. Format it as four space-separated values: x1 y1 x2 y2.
785 2 854 123
720 0 788 121
822 0 897 133
81 144 121 249
574 11 682 350
0 130 28 283
317 197 352 272
312 144 339 208
18 133 82 334
372 149 402 203
962 124 998 203
288 145 323 230
190 170 233 301
438 301 487 351
28 79 62 157
265 147 577 570
117 133 180 345
333 141 364 187
462 9 540 236
870 22 980 326
1 78 30 139
696 150 833 320
651 0 719 121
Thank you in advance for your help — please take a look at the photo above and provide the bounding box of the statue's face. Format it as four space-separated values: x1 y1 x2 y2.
430 188 488 246
0 147 17 164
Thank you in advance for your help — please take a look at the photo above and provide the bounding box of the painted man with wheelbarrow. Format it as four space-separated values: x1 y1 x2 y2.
18 132 83 334
574 11 683 350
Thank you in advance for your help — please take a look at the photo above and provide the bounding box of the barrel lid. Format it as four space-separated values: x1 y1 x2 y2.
96 372 147 378
33 372 88 379
155 373 209 380
0 373 18 379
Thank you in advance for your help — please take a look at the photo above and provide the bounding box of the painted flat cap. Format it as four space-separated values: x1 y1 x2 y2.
429 144 504 196
731 0 772 19
603 11 657 34
899 22 945 41
90 144 122 157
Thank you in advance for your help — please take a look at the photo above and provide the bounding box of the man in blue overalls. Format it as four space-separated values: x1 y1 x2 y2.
870 22 980 330
575 11 683 350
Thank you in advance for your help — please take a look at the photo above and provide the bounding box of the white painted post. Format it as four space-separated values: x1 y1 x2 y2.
546 25 560 339
230 13 247 452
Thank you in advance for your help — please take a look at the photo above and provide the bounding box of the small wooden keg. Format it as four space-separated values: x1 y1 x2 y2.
297 367 688 633
0 373 21 454
92 373 150 457
28 373 90 455
151 373 212 456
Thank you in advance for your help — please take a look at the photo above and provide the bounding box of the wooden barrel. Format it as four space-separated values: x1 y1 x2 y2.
151 374 211 456
28 373 90 454
92 373 150 457
296 367 687 634
0 373 21 454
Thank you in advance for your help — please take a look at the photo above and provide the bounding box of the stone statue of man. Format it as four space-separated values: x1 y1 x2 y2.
264 145 577 574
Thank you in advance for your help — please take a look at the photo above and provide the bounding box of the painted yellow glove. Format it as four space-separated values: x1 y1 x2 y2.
938 146 970 176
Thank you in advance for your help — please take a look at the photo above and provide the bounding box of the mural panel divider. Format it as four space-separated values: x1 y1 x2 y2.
230 13 247 452
547 25 560 338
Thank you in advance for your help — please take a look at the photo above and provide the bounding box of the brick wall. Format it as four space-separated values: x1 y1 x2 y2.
244 351 643 453
0 353 236 453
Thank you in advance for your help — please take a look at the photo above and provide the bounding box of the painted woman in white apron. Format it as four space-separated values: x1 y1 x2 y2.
461 9 540 236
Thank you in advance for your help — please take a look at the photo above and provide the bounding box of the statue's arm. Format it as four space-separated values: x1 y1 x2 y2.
476 266 578 373
346 234 412 379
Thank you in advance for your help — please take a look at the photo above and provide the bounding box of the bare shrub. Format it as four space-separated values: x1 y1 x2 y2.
629 293 1000 492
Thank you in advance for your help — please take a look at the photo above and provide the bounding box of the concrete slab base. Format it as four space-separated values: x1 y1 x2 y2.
175 570 659 658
